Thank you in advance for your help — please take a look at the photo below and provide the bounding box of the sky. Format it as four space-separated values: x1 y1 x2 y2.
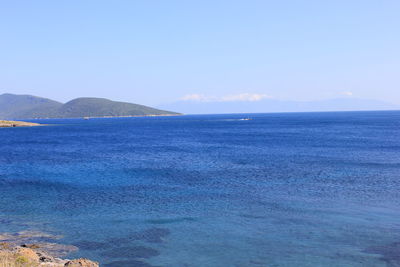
1 0 399 106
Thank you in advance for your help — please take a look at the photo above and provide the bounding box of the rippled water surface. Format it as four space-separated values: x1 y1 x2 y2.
1 112 400 266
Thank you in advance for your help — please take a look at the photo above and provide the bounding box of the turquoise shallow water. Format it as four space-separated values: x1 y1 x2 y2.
0 111 400 266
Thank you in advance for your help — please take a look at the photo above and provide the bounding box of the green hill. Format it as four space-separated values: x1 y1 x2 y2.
0 94 180 119
0 93 62 119
54 97 179 117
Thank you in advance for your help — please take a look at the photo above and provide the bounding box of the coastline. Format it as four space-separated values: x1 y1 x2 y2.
0 120 42 128
75 113 183 119
6 113 183 121
0 230 98 267
1 114 182 126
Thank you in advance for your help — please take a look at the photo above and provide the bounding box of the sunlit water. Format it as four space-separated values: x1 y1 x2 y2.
1 112 400 267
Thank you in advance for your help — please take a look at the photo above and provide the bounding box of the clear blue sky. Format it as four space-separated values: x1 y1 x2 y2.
1 0 399 105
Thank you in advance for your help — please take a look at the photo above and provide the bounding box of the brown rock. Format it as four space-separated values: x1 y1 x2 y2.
14 246 40 263
0 250 16 266
64 258 99 267
0 242 12 249
22 243 41 249
0 233 98 266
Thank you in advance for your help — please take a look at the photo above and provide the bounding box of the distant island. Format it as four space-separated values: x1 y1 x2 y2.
0 120 41 127
0 93 181 119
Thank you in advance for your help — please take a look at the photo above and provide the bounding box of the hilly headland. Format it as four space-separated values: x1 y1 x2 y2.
0 120 41 127
0 93 181 120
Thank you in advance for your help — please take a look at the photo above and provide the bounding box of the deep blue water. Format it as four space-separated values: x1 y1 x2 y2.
1 112 400 267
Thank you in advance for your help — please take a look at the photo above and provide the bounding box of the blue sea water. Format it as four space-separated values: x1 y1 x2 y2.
0 111 400 267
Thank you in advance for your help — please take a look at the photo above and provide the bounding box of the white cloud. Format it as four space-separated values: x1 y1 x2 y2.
340 91 353 96
180 94 210 101
180 93 272 102
221 93 271 102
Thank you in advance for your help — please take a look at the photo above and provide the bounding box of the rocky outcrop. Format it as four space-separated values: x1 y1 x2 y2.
0 229 99 266
0 120 41 127
0 243 99 266
14 246 41 263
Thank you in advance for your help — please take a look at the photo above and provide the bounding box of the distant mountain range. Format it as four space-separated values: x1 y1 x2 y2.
159 98 399 114
0 93 180 119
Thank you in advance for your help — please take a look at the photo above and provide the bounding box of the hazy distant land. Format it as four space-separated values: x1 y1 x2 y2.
159 97 399 114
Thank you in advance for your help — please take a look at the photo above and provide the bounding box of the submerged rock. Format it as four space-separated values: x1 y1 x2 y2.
364 241 400 266
0 232 15 241
105 227 171 246
73 240 113 251
105 259 159 267
130 227 170 244
22 242 78 257
101 245 160 259
17 230 63 240
64 258 99 267
0 230 62 244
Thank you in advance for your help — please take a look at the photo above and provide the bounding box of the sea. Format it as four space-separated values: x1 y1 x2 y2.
0 111 399 267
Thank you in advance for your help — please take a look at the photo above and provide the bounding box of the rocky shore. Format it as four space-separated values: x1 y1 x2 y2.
0 120 41 127
0 231 98 267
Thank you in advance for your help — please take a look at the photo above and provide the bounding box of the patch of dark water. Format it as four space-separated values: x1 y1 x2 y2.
105 227 170 245
73 240 114 250
145 217 196 224
100 245 160 259
364 242 400 267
